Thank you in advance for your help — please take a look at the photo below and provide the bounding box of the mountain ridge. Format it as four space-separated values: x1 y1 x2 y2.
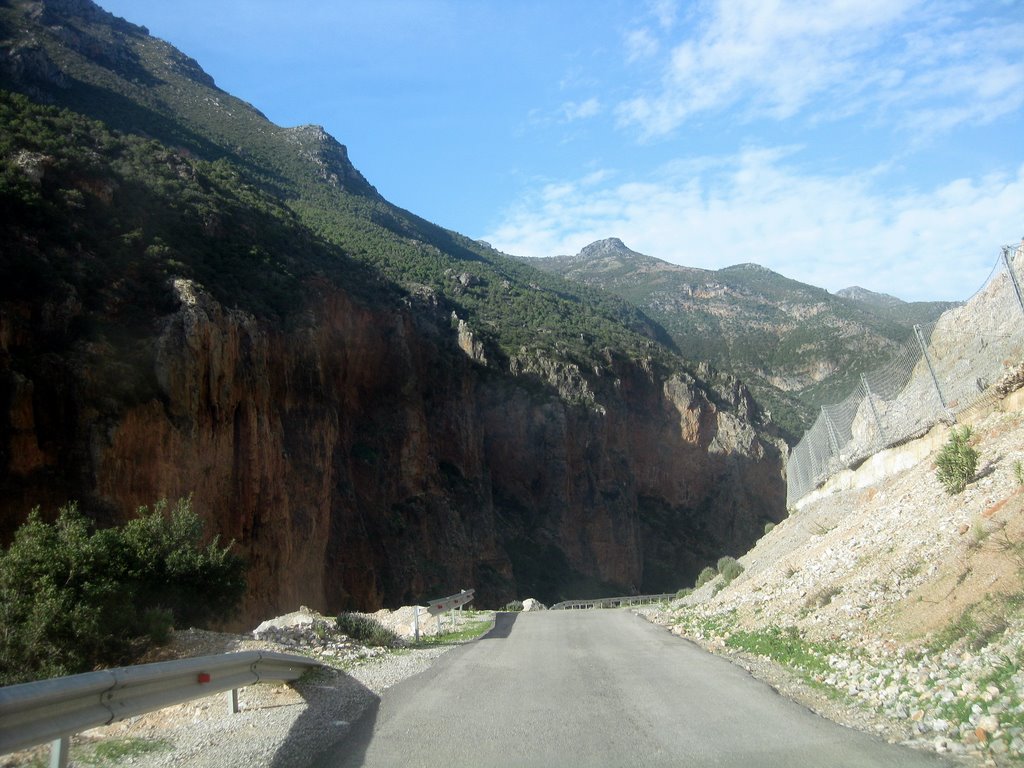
533 237 957 437
0 0 787 621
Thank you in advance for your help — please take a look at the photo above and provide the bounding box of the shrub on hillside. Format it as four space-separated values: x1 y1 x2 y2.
717 556 744 584
935 426 979 495
503 600 524 612
335 613 401 647
695 566 717 589
0 497 245 685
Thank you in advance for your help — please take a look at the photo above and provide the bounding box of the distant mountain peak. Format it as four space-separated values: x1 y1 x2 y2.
836 286 905 307
577 237 636 259
283 125 380 197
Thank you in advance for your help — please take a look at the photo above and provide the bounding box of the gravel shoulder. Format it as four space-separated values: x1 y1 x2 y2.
1 610 494 768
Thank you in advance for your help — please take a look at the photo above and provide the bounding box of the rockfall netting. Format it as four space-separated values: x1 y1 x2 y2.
787 242 1024 506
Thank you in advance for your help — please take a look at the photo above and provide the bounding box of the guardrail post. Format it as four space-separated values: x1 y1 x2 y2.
49 736 69 768
227 688 239 715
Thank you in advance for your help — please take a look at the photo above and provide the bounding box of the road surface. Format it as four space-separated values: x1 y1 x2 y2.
315 610 953 767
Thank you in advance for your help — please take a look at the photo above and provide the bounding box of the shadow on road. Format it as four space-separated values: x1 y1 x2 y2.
307 613 516 767
269 666 379 768
479 611 518 640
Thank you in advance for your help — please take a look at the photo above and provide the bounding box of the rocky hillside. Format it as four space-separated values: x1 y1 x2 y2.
0 0 786 624
645 383 1024 762
533 238 956 439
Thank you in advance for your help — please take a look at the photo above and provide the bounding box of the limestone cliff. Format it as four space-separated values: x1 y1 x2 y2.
1 268 785 626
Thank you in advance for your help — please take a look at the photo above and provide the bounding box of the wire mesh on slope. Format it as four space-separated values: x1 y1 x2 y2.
786 242 1024 506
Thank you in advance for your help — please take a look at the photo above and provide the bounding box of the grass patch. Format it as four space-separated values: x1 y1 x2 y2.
414 617 493 647
804 585 842 610
811 522 835 536
930 593 1024 651
76 738 172 766
725 625 840 676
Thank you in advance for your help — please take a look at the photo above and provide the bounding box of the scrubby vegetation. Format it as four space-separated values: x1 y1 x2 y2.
335 613 402 648
695 566 717 589
0 87 743 419
935 426 979 494
716 556 744 584
0 90 385 325
0 497 245 685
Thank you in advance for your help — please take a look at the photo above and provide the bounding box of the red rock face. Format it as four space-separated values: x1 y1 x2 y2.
0 277 786 628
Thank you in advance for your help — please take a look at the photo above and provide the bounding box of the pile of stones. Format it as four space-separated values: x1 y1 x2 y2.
251 607 389 663
995 362 1024 397
817 633 1024 760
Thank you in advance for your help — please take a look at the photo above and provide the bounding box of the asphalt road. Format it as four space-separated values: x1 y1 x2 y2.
316 610 954 768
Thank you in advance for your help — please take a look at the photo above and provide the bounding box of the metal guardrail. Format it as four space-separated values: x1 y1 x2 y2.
550 593 677 610
425 588 475 616
0 650 321 767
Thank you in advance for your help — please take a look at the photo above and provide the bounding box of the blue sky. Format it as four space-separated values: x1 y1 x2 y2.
97 1 1023 301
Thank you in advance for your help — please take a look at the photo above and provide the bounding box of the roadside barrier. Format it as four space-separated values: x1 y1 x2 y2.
0 650 320 768
550 593 676 610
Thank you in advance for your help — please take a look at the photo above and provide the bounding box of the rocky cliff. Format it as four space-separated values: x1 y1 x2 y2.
1 260 786 626
0 0 787 626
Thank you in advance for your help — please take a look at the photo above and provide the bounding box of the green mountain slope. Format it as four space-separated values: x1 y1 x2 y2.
533 238 956 438
0 0 789 614
0 0 687 384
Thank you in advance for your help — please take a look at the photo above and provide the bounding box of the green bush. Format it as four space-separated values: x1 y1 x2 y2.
675 588 693 599
335 613 401 647
503 600 524 612
695 566 717 589
0 498 245 685
764 522 776 536
935 426 979 495
717 556 744 584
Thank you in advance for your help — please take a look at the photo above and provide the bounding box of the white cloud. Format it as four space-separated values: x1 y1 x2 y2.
625 28 660 62
560 97 602 122
648 0 679 30
616 0 1024 138
484 151 1024 302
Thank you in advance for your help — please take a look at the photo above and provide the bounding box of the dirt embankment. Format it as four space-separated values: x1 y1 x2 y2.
645 390 1024 764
